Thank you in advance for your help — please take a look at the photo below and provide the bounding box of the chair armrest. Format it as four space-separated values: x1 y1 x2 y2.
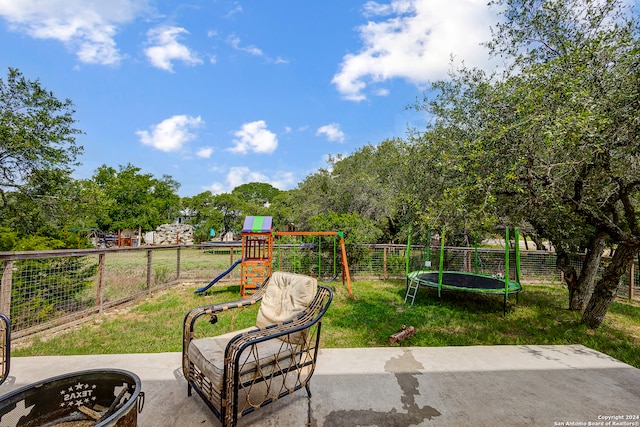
182 284 268 371
0 313 9 386
223 285 333 379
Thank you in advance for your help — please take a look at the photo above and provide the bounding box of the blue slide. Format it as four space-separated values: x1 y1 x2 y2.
195 259 242 294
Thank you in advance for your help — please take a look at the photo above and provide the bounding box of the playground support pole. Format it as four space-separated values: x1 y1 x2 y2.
294 236 298 273
333 236 337 279
514 227 521 284
274 230 353 299
426 227 431 261
338 232 354 299
504 227 511 314
405 227 412 276
316 236 321 278
438 227 445 298
504 228 510 290
514 227 521 305
276 234 281 270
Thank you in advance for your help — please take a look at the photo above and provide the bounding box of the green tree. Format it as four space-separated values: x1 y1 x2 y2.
212 193 245 236
412 0 640 327
268 190 296 232
232 182 281 207
182 191 224 242
0 68 83 240
290 139 415 242
64 179 114 235
308 211 383 267
11 236 96 328
487 0 640 327
92 164 181 232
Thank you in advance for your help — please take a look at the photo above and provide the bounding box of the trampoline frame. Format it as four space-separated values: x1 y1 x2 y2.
405 227 523 314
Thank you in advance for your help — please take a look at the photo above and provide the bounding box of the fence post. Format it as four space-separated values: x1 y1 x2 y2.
176 247 181 281
1 261 12 316
630 262 635 300
97 254 105 313
146 249 152 292
383 247 387 279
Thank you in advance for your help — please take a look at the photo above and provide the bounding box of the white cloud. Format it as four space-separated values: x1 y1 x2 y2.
227 167 268 189
316 123 346 143
0 0 147 65
225 3 243 19
226 34 288 64
197 147 213 158
228 35 263 56
136 115 204 152
144 26 203 72
206 182 227 194
332 0 497 101
229 120 278 154
206 167 295 194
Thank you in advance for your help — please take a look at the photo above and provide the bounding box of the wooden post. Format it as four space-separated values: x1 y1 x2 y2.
146 249 152 291
1 261 13 316
176 246 181 281
464 248 472 272
339 237 353 299
383 247 387 279
630 262 635 300
97 254 105 312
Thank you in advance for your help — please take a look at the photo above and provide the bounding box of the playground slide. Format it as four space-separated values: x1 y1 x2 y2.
194 259 242 294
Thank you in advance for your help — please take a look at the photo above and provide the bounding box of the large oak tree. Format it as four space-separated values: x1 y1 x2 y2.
412 0 640 327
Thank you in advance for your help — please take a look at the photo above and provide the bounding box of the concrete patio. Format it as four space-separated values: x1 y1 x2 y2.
0 345 638 426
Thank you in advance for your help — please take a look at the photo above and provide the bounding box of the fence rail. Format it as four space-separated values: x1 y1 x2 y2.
1 244 637 338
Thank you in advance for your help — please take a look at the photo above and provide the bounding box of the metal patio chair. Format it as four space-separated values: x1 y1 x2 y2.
0 313 9 386
182 271 332 427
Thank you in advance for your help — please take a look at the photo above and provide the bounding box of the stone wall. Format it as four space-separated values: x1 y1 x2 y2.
145 223 194 245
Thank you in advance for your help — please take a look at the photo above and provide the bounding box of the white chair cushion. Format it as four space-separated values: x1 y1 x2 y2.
255 272 318 341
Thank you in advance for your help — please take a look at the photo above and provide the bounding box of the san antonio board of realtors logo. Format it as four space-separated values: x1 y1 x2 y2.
59 381 98 408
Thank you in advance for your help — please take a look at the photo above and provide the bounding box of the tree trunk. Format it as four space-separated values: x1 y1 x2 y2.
556 232 607 311
573 231 607 310
556 249 579 307
532 234 546 251
582 242 640 328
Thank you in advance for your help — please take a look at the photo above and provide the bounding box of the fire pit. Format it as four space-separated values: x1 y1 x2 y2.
0 369 143 426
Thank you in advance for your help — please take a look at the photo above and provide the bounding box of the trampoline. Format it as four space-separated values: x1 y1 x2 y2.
405 227 523 314
406 270 522 313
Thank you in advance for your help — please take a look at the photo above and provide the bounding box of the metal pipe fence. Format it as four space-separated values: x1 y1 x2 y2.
1 244 637 338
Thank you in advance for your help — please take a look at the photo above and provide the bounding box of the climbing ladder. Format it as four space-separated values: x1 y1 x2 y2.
404 275 420 305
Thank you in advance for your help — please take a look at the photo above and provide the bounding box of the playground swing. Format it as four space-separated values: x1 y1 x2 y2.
273 231 351 288
274 233 340 282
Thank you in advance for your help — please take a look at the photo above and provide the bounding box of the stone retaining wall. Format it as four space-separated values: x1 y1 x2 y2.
145 223 194 245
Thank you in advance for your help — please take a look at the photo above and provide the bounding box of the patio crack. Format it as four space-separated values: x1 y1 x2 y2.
321 349 441 426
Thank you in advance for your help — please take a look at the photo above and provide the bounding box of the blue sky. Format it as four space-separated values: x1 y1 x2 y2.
0 0 498 197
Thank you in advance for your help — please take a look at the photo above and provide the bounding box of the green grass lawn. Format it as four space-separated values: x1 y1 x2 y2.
14 280 640 369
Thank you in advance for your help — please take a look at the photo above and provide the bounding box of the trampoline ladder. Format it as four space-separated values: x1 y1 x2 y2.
404 277 419 306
